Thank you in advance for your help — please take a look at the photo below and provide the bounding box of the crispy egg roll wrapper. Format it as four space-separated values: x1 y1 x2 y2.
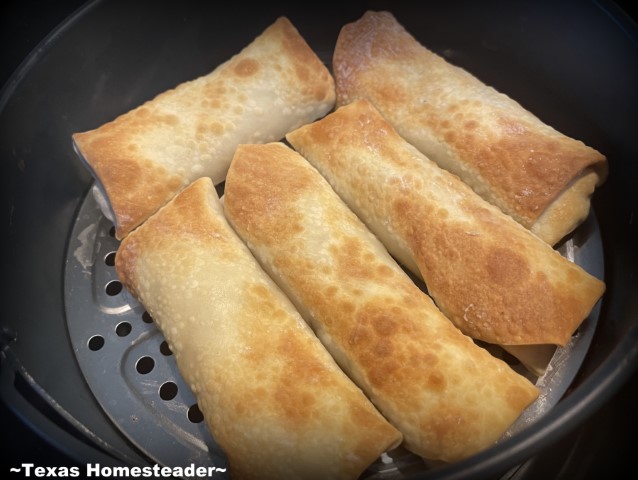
224 142 539 463
74 16 335 240
115 178 402 480
333 11 607 245
286 100 605 347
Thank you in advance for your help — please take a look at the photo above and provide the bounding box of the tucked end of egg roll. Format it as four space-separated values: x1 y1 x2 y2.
115 177 402 480
74 16 335 239
286 100 605 348
224 142 539 463
333 10 607 245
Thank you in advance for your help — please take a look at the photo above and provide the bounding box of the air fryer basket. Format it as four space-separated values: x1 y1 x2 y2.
1 1 637 479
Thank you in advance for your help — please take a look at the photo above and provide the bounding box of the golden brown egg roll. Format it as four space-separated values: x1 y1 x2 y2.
333 11 607 245
223 142 539 463
74 16 335 240
286 100 605 348
115 177 402 480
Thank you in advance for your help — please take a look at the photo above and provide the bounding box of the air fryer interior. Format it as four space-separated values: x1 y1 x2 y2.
62 151 605 478
1 1 637 479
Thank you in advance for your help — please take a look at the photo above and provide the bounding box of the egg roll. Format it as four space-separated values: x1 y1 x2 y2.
286 100 605 348
74 16 335 240
115 177 402 480
333 11 607 245
223 142 539 463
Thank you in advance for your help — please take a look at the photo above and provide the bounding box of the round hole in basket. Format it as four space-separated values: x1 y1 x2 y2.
135 356 155 375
